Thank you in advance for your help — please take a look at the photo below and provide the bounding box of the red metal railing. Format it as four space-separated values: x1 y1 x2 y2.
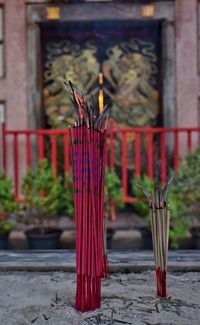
2 129 70 199
1 125 200 203
109 126 200 203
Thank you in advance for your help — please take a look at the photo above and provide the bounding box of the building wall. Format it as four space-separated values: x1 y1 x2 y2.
27 1 175 130
0 0 199 130
175 0 200 152
0 0 28 182
0 0 200 177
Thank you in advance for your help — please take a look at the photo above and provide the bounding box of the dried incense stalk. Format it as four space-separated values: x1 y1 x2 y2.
165 207 170 271
68 81 110 312
138 176 172 298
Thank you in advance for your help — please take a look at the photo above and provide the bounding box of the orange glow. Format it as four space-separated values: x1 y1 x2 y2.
46 7 60 20
98 89 104 113
141 4 155 17
98 72 104 112
98 72 103 85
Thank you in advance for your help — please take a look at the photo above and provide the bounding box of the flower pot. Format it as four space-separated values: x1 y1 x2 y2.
193 234 200 249
191 227 200 249
140 227 153 250
106 228 115 249
25 228 62 250
0 234 9 249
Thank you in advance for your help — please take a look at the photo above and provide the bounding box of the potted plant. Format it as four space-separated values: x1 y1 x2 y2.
104 168 124 248
132 175 190 249
167 184 191 249
21 159 68 249
63 171 74 219
59 169 123 249
172 147 200 248
0 174 17 249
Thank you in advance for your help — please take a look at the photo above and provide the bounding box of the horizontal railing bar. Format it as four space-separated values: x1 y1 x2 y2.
5 127 200 136
5 129 70 135
112 127 200 133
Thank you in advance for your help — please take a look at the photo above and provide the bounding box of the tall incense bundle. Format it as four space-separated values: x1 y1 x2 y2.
138 176 173 298
68 81 110 312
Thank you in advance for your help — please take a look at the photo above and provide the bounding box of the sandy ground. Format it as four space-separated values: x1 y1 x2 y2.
0 271 199 325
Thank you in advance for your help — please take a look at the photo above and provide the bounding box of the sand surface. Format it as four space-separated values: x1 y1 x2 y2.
0 271 199 325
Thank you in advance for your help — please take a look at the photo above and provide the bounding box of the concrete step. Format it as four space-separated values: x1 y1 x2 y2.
0 250 199 272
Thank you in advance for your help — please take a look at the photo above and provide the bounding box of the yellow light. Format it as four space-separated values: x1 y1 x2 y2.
99 72 103 85
46 7 60 20
98 89 104 113
141 4 155 17
98 72 104 112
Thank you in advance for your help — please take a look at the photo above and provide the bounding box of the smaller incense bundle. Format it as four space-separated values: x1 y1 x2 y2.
138 176 173 298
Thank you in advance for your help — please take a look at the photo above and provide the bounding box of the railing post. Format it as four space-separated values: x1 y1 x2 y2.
64 132 70 174
135 131 141 177
147 132 153 179
0 105 5 174
121 132 128 201
174 131 179 171
26 132 31 169
51 134 57 176
38 134 44 161
160 131 167 183
187 130 192 152
13 133 19 199
109 120 114 171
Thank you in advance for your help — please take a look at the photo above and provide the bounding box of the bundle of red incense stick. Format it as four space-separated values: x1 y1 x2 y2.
138 176 173 298
68 81 110 312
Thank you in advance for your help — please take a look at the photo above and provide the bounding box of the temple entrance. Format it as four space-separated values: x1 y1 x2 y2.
40 19 163 130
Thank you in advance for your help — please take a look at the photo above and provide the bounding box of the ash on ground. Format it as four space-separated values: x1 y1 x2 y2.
0 271 199 325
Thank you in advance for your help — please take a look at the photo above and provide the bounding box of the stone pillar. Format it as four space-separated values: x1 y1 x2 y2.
0 0 28 187
4 0 28 129
175 0 199 128
175 0 199 153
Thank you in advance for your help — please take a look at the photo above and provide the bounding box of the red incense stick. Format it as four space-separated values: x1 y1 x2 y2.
68 81 110 312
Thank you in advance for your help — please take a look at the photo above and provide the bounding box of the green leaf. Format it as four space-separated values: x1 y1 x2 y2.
21 159 73 224
104 168 124 216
